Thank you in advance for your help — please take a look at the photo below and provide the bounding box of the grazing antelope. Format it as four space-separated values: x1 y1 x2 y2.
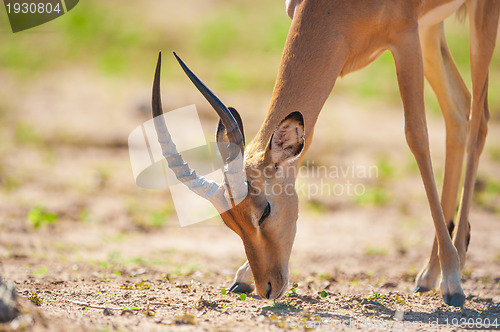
151 0 499 306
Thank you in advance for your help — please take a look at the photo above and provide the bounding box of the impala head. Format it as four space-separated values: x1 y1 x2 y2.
152 52 305 299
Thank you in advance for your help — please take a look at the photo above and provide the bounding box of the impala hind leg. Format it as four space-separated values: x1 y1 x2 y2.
229 260 254 294
392 28 464 307
414 22 471 293
454 0 500 267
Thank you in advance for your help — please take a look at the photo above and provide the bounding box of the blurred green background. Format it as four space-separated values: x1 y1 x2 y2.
0 0 499 227
1 0 498 109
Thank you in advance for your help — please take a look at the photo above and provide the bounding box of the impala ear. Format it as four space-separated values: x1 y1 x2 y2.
216 107 245 160
269 112 304 164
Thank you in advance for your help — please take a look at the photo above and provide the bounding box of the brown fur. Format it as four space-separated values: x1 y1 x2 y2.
162 0 499 305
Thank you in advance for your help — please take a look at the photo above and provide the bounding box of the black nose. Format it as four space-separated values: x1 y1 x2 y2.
265 282 272 299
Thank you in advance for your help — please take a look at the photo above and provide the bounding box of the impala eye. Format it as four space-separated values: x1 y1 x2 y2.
258 202 271 226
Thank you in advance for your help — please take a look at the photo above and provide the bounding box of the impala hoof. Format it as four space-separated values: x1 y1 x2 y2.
413 286 430 293
229 282 253 294
443 293 465 307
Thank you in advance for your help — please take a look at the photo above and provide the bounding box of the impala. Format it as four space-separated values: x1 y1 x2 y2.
151 0 499 306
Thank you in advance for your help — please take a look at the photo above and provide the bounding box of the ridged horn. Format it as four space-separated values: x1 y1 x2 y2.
152 52 221 201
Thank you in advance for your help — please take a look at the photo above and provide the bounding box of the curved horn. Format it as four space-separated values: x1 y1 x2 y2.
173 52 244 156
152 52 221 202
173 52 248 202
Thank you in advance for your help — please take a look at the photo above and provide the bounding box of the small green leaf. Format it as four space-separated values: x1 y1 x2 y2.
240 293 247 301
123 306 141 311
33 267 47 276
221 288 227 295
27 292 43 306
28 205 58 229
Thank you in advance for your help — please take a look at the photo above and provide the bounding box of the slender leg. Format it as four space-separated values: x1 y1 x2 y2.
391 27 464 307
414 22 471 292
454 0 500 266
229 260 254 293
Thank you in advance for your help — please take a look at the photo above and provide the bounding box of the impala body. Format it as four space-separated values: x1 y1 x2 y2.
152 0 500 306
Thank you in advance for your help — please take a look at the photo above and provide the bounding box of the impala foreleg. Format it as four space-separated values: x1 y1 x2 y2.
229 260 254 294
392 28 464 307
415 22 471 293
454 0 500 267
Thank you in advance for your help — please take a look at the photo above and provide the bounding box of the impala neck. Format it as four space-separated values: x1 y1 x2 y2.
248 0 347 157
